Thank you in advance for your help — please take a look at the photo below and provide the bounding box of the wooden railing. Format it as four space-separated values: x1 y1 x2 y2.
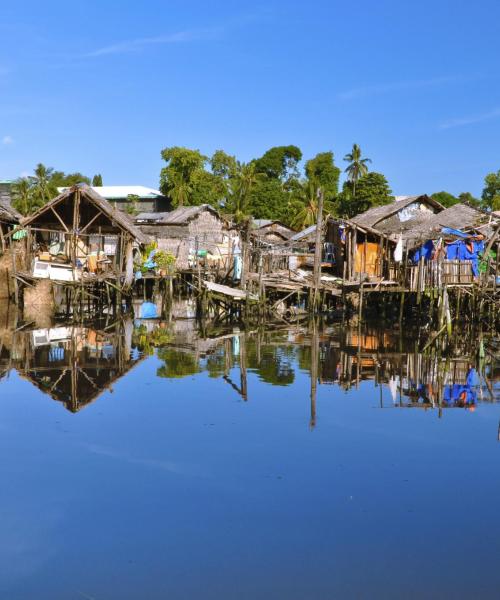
389 260 475 291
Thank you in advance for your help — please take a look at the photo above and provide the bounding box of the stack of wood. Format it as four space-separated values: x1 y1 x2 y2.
248 269 343 296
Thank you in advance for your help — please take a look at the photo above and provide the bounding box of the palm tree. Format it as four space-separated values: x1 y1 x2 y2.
169 172 193 207
343 144 371 197
230 161 263 222
32 163 57 206
11 177 36 216
291 181 319 230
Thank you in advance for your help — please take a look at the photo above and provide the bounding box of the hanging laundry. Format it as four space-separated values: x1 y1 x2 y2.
394 234 403 262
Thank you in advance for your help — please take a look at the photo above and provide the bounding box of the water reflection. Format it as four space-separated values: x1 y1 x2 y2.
1 307 497 420
0 320 141 412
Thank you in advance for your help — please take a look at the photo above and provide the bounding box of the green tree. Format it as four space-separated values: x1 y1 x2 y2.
50 171 91 187
457 192 480 206
230 161 265 222
159 146 206 207
338 172 392 217
481 170 500 210
254 145 302 181
431 191 459 208
167 172 192 207
92 174 103 186
11 177 41 216
159 146 226 208
290 182 319 230
125 194 140 215
304 151 340 202
31 163 58 206
210 150 237 179
190 170 226 207
247 178 290 221
343 144 371 197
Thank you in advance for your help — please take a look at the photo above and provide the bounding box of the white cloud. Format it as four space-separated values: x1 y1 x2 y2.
2 135 13 145
439 107 500 129
337 76 459 100
84 27 220 58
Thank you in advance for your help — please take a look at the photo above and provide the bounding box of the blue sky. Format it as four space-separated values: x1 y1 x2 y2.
0 0 499 196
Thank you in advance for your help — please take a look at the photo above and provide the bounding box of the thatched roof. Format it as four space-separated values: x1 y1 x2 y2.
351 195 443 229
251 219 295 241
136 204 221 226
21 185 149 244
0 199 21 223
401 203 499 246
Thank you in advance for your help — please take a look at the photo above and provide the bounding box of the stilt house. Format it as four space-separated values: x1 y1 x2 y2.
11 184 148 291
0 198 21 252
136 204 238 272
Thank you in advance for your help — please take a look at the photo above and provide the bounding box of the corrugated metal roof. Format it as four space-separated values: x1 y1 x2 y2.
289 224 317 242
57 185 164 199
135 212 171 222
252 219 274 228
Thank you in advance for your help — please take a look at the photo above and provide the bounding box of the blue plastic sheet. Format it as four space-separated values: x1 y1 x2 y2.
412 240 434 263
139 302 158 319
441 227 469 238
445 240 483 276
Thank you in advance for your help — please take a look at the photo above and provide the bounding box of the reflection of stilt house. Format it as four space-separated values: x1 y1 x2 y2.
15 321 142 412
8 185 148 307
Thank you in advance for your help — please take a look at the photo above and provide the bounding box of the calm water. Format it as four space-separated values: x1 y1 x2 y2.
0 307 499 599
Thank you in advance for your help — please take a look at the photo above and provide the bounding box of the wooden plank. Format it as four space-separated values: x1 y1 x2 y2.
203 280 258 301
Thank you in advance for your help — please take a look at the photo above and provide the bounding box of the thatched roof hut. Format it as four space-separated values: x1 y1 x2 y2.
399 203 499 247
14 185 148 289
0 199 21 224
251 219 295 244
136 204 237 271
21 185 148 243
351 195 443 234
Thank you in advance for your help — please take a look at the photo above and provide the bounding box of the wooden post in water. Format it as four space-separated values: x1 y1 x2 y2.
311 188 324 313
310 319 319 429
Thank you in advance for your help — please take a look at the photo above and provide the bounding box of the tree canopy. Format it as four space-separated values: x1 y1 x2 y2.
254 145 302 181
10 163 95 215
431 191 459 208
158 144 392 226
338 172 393 218
482 170 500 211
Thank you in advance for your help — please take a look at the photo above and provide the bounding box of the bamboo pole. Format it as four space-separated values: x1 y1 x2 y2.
311 188 324 312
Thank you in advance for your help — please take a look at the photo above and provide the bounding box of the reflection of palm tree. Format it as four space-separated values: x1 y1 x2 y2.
169 173 192 207
343 144 371 197
230 162 263 222
11 177 35 216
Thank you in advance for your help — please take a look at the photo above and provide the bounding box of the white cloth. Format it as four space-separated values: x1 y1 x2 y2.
394 234 403 262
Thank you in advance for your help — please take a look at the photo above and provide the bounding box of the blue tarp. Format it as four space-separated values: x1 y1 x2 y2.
139 302 158 319
441 227 470 238
412 240 434 263
445 240 484 276
442 369 478 407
